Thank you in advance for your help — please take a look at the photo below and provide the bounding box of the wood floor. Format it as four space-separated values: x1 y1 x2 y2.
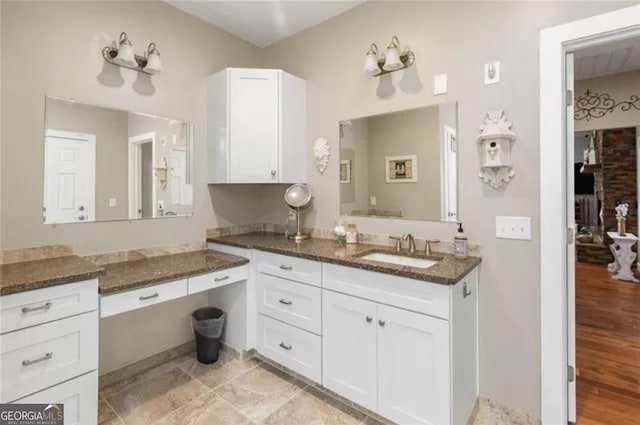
576 262 640 424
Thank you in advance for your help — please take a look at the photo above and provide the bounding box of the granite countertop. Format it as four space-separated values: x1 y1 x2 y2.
99 249 249 294
0 255 105 296
208 233 481 285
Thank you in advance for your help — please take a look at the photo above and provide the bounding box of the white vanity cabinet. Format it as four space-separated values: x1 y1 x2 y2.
322 264 478 425
207 68 307 184
0 279 99 425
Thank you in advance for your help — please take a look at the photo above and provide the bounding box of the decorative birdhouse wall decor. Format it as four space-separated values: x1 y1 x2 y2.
477 110 517 189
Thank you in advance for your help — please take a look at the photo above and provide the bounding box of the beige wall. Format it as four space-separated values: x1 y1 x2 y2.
262 1 635 416
0 0 266 254
366 107 441 220
575 70 640 131
45 98 129 221
0 0 265 375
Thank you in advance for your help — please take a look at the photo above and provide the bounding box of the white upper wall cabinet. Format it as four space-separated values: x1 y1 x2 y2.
207 68 307 184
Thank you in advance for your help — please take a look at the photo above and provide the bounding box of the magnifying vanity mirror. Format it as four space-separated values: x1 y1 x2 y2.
339 102 458 222
43 96 194 224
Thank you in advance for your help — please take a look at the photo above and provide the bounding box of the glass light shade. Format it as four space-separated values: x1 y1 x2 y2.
362 52 381 76
114 37 136 67
383 46 403 71
143 50 162 75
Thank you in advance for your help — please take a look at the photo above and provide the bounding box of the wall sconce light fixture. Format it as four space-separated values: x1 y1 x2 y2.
362 36 415 77
102 32 162 75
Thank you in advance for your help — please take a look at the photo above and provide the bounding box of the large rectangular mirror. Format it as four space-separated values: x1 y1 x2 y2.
339 102 458 222
43 97 194 224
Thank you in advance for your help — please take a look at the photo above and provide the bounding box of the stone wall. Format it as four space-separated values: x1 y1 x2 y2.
577 127 637 265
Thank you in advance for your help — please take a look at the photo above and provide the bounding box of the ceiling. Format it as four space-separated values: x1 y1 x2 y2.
575 37 640 80
165 1 365 48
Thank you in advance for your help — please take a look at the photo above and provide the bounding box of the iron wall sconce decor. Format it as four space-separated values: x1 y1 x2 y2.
102 32 162 75
574 89 640 121
362 36 415 77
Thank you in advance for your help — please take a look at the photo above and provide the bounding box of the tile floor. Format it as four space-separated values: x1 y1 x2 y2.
99 351 522 425
99 352 385 425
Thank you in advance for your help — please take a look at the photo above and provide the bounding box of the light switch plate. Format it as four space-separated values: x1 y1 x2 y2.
370 196 377 206
484 61 500 85
108 198 117 207
434 74 447 95
496 216 531 240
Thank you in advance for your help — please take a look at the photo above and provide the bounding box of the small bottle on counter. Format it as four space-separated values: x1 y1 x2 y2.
345 223 358 244
454 222 468 259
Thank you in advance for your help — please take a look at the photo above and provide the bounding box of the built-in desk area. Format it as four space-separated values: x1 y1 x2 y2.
0 249 249 425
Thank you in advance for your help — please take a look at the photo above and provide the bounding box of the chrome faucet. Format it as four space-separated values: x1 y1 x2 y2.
402 233 416 253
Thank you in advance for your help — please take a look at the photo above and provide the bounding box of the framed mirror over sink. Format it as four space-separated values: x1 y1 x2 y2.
339 102 458 222
43 96 194 224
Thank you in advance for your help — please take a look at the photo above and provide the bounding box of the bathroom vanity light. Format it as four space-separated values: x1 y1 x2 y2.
102 32 162 76
362 36 415 77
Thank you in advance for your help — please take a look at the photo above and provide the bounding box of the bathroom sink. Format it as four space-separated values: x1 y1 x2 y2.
359 252 439 269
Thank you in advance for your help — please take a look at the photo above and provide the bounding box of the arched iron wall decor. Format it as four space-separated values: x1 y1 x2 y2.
574 89 640 121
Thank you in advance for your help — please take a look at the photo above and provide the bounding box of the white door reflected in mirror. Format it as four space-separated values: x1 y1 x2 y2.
43 96 194 224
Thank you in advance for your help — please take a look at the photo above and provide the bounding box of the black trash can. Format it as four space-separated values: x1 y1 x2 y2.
191 307 226 364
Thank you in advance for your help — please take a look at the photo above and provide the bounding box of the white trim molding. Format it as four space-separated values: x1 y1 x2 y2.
540 5 640 425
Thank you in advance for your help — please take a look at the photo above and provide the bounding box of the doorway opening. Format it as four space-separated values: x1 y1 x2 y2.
540 6 640 424
128 132 156 219
570 42 640 422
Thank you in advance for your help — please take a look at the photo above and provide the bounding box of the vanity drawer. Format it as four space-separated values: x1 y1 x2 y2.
256 251 321 287
15 370 98 425
258 274 321 334
0 311 98 403
323 263 451 320
257 314 321 383
188 265 249 295
0 279 98 335
100 279 188 318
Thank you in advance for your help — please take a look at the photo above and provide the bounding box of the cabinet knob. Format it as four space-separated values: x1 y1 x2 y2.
378 319 386 327
271 170 277 176
366 315 373 323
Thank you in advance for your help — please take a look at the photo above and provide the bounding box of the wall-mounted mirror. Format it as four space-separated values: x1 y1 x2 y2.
339 102 458 222
43 97 194 224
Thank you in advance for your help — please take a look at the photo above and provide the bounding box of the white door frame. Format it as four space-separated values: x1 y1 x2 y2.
540 5 640 424
128 132 156 219
441 125 457 222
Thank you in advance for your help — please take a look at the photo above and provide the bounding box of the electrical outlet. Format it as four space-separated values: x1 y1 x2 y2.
496 216 531 240
157 200 164 211
370 196 377 206
108 198 117 207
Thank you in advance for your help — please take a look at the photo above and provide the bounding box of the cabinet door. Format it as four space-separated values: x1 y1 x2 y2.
229 69 279 183
378 305 451 425
16 371 98 425
322 290 377 412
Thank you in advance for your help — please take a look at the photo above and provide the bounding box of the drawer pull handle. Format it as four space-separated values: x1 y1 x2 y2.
215 275 230 282
139 292 160 301
279 342 292 350
378 320 386 327
463 282 472 298
279 264 293 271
279 299 293 306
22 352 53 366
366 315 373 323
21 302 52 314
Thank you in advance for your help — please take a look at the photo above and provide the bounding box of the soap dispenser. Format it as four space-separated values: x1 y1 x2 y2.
454 222 468 259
